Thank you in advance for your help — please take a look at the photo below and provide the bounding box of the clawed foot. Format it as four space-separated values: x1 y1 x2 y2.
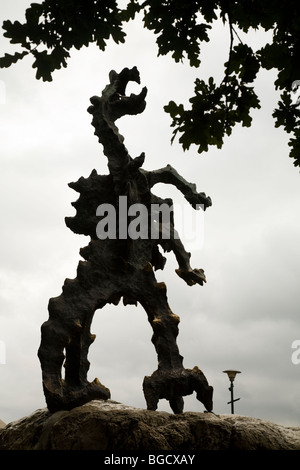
143 366 213 414
186 192 212 211
175 268 206 286
43 377 111 413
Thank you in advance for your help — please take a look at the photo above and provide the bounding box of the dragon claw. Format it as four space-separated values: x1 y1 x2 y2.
175 268 206 286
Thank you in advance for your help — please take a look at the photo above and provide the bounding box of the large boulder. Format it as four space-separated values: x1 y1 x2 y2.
0 399 299 450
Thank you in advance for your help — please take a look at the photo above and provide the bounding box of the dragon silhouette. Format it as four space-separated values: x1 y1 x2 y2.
38 67 213 414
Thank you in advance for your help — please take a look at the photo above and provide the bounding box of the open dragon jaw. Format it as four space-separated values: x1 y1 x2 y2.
38 66 213 414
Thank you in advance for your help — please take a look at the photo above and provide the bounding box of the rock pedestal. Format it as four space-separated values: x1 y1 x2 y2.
0 400 299 451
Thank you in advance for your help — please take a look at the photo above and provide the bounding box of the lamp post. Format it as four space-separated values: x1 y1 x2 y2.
223 370 241 414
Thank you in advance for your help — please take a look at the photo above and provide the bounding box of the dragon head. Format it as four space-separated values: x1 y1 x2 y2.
88 66 147 126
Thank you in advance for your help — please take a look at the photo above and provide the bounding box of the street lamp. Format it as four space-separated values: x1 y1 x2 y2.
223 370 241 414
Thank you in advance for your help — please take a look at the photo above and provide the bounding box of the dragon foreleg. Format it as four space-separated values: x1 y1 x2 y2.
145 164 212 210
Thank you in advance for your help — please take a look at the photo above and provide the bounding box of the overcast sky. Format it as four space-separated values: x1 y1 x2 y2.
1 1 300 428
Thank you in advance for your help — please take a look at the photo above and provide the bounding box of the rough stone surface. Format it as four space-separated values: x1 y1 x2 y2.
0 400 299 450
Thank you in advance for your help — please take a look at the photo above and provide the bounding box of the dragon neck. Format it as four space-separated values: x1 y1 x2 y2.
89 98 131 195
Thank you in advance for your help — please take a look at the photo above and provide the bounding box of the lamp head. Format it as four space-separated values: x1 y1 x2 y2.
223 370 241 382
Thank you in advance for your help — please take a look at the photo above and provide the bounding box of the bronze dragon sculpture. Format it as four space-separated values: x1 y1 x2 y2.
38 67 213 414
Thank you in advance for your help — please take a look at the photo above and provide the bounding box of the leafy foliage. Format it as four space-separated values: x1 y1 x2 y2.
0 0 126 81
1 0 300 167
165 76 260 153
